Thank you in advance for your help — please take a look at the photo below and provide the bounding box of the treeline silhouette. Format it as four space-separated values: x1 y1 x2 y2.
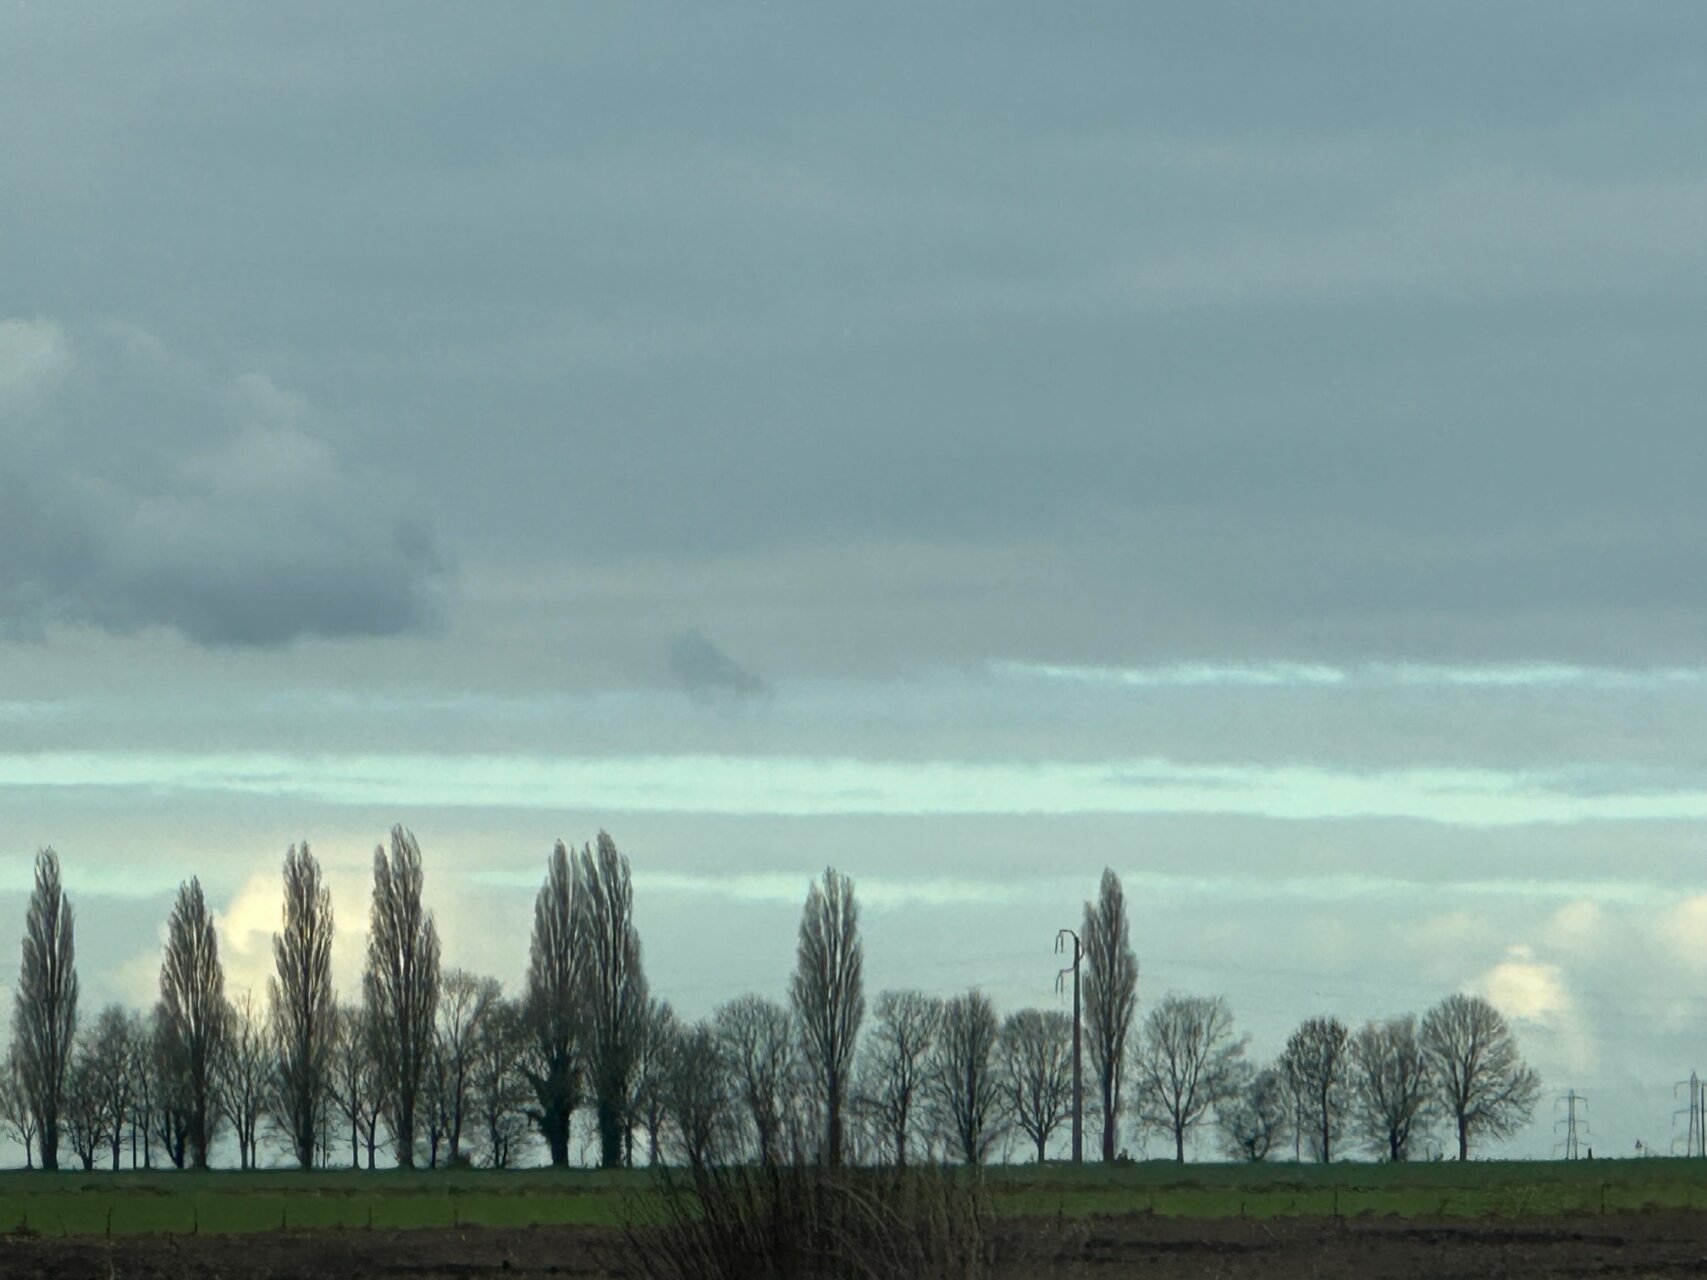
3 829 1541 1172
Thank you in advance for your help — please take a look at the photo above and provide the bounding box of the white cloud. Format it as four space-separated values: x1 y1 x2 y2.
1479 945 1571 1023
1657 894 1707 975
1475 944 1595 1079
218 869 282 1001
1545 900 1604 950
216 861 373 1003
0 317 71 411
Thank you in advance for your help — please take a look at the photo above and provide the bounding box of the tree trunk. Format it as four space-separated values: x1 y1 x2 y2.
1175 1128 1185 1163
597 1098 624 1169
1457 1116 1469 1162
1100 1080 1116 1162
396 1108 416 1169
1036 1132 1048 1163
40 1117 58 1172
545 1122 569 1168
826 1081 843 1167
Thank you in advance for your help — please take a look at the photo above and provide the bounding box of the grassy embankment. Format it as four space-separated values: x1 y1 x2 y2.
2 1158 1706 1237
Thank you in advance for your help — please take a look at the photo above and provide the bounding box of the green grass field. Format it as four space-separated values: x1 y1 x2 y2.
3 1159 1707 1237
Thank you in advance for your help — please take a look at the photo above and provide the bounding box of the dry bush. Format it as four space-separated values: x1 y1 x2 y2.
621 1161 994 1280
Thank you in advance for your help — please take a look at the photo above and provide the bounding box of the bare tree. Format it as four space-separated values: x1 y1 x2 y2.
470 998 534 1169
363 825 441 1169
158 876 229 1169
1280 1015 1350 1163
714 993 796 1167
220 990 270 1170
856 990 939 1168
429 969 498 1166
928 989 1005 1166
1217 1064 1286 1161
628 997 676 1166
1000 1008 1072 1162
1420 993 1541 1161
0 1045 39 1168
792 867 864 1166
1350 1015 1433 1162
664 1020 735 1169
63 1049 106 1170
269 842 335 1170
1082 869 1138 1163
523 840 583 1167
14 848 78 1170
83 1003 141 1170
328 1000 383 1168
121 1009 151 1169
1130 993 1246 1163
576 832 648 1169
146 1008 191 1170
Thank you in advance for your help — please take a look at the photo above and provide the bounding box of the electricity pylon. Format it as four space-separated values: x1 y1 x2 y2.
1554 1090 1588 1160
1675 1073 1705 1156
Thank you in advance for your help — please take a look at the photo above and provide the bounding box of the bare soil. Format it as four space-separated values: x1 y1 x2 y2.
7 1211 1707 1279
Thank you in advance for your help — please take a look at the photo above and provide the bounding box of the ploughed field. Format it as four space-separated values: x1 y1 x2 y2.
6 1161 1707 1278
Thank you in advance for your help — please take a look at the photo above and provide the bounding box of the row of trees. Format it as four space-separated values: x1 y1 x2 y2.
5 839 1539 1170
1140 995 1541 1165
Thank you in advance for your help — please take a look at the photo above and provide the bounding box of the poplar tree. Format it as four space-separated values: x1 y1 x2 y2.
791 866 864 1166
363 825 441 1168
1082 868 1138 1162
269 842 335 1169
13 848 77 1171
576 832 648 1169
523 840 582 1167
158 876 228 1169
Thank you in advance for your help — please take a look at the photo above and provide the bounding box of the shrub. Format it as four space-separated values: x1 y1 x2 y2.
621 1161 993 1280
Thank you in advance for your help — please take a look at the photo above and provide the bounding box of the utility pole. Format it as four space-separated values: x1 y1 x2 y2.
1555 1090 1587 1160
1056 927 1083 1165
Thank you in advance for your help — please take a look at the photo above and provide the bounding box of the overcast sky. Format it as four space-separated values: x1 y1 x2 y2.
5 3 1707 1162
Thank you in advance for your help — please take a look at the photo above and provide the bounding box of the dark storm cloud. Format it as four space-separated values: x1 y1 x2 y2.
667 629 769 704
0 321 444 646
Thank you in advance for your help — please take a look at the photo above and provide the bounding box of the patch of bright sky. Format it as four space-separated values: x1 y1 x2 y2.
5 750 1707 825
460 868 1682 911
996 660 1707 691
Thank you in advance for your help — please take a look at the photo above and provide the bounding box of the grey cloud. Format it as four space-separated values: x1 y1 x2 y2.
0 321 445 646
667 629 769 704
6 6 1707 677
0 317 72 415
